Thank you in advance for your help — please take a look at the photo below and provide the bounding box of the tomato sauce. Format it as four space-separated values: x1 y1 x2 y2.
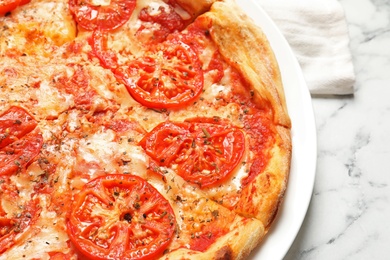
174 19 209 52
189 228 228 252
0 198 40 254
138 4 187 44
57 65 99 110
174 18 225 84
206 51 225 83
103 119 146 135
228 70 275 188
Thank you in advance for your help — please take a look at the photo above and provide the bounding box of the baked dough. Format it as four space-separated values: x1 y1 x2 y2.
0 0 291 258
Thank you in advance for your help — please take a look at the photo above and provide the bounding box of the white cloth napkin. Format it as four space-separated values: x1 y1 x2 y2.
257 0 355 95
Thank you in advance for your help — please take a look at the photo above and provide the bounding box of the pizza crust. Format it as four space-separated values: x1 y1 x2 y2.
162 215 264 260
198 0 292 229
0 0 292 258
147 169 266 260
236 125 292 229
202 0 291 128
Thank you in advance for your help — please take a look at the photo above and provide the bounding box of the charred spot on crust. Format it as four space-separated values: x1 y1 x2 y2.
214 245 233 260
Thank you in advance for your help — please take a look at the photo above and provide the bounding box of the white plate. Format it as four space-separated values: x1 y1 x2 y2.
237 1 318 259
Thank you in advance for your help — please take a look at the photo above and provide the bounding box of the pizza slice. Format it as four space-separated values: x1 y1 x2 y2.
0 108 265 260
65 171 265 260
133 0 292 230
188 0 292 229
0 0 292 258
84 0 219 67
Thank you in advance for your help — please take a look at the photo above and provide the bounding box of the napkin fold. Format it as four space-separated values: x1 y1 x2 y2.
257 0 355 95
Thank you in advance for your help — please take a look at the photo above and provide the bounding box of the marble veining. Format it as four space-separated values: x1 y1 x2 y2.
284 0 390 259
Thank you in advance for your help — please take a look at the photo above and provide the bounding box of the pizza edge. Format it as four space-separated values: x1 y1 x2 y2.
154 169 266 260
205 0 291 128
0 0 292 258
162 216 265 260
203 0 292 229
241 125 292 230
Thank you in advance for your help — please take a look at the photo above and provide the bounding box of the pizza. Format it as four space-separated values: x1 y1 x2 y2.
0 0 292 259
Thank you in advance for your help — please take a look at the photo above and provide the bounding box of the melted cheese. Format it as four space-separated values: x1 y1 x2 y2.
174 5 191 20
13 0 76 46
0 0 260 258
0 195 70 260
0 0 75 59
37 80 74 119
75 128 149 179
205 150 253 206
106 0 169 56
169 68 242 127
148 2 169 15
103 0 191 58
146 169 240 251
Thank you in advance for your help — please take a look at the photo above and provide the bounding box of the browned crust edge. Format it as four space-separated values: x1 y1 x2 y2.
203 0 291 128
200 0 292 231
162 216 265 260
237 126 292 230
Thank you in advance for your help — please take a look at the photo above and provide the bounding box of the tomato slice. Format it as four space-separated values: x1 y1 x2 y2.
0 130 43 175
137 3 187 44
18 0 30 5
0 0 20 16
139 118 245 188
0 197 40 254
0 0 32 15
68 0 136 31
90 30 119 70
116 39 203 109
0 106 38 149
0 107 42 176
67 174 176 260
90 29 204 109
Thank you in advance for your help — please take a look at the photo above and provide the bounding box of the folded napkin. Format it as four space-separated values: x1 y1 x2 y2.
257 0 355 95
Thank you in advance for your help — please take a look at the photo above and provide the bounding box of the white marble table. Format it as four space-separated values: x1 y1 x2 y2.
284 0 390 259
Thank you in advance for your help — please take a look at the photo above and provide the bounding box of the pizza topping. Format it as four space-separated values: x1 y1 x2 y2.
0 194 40 254
53 64 117 115
0 0 30 16
0 107 43 176
140 118 245 188
147 170 238 253
67 174 176 260
0 0 19 16
68 0 136 31
205 50 224 84
90 29 119 71
0 131 43 176
163 20 226 91
137 2 187 44
0 106 37 149
115 38 204 109
57 65 101 111
0 0 290 258
228 70 276 187
90 30 204 110
240 109 274 186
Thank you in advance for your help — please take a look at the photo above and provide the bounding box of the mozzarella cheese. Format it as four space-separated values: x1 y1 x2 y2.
0 0 76 57
0 195 71 260
37 80 74 119
0 0 260 258
75 129 149 178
